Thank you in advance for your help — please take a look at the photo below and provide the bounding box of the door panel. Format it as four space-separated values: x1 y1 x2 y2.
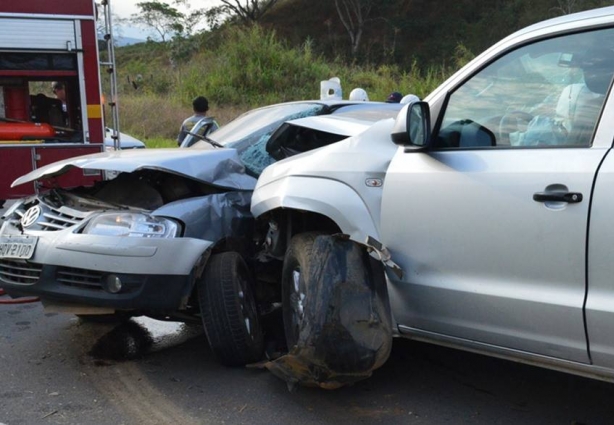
586 151 614 368
380 28 614 363
382 148 604 362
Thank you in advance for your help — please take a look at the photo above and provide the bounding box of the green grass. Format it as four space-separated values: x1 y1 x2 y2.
143 137 177 148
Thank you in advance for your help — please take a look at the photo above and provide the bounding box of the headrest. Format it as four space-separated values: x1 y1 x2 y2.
580 48 614 94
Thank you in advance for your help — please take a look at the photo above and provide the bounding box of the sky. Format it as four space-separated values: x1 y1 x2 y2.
108 0 224 40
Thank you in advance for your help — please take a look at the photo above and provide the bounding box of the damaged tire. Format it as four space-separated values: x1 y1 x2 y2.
198 251 264 366
273 233 393 388
281 232 325 350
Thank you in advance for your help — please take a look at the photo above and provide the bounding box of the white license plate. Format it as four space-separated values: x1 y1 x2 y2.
0 235 38 260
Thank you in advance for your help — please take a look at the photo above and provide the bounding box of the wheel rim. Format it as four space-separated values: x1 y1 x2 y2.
237 271 258 341
289 267 306 343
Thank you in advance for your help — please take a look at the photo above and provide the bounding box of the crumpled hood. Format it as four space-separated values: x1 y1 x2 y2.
12 147 257 190
256 118 396 189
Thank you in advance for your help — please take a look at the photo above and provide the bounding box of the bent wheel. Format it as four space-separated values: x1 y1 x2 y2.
277 233 394 388
198 251 263 366
281 232 325 350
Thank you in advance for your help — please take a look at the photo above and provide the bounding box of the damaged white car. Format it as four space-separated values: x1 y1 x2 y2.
0 100 401 366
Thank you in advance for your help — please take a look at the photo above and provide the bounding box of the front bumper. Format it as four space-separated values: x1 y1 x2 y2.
0 231 212 312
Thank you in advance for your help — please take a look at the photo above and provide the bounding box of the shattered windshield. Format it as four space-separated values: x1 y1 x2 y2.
190 102 326 176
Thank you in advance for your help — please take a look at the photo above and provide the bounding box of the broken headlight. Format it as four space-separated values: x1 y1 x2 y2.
82 213 179 238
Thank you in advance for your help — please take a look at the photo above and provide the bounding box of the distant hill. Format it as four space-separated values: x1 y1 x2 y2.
116 36 145 47
260 0 613 68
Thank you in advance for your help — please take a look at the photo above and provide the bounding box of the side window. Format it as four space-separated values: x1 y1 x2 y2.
438 28 614 149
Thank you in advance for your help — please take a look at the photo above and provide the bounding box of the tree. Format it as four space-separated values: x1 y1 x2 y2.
333 0 387 57
204 6 227 30
172 0 206 35
131 1 185 42
550 0 580 15
219 0 280 24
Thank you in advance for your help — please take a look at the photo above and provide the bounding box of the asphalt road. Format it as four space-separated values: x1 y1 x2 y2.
2 201 614 425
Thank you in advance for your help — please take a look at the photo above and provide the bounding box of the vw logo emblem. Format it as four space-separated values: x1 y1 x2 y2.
21 206 41 228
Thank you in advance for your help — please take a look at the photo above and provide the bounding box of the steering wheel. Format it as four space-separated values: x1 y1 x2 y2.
498 111 533 146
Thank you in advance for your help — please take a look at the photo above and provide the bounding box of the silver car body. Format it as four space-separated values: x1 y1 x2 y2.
252 6 614 381
104 128 146 151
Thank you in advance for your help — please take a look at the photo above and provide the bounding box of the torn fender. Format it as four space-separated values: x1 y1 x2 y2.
266 235 393 389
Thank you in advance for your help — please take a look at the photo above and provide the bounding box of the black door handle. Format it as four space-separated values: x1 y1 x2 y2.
533 192 583 203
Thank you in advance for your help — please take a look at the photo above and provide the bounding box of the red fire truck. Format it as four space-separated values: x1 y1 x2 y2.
0 0 116 206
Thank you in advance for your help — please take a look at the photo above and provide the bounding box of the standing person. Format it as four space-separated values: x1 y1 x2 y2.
177 96 219 146
51 81 69 126
385 91 403 103
52 82 67 113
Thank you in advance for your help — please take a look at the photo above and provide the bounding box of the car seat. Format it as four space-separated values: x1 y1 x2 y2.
554 48 614 145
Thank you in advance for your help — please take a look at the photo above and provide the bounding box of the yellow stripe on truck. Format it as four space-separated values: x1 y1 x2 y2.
0 140 41 144
87 104 102 119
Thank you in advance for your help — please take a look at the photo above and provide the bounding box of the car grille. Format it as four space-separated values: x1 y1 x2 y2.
9 199 88 232
0 260 42 285
38 207 84 231
56 267 104 290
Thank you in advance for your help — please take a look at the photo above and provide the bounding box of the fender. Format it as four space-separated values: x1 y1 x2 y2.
252 175 380 246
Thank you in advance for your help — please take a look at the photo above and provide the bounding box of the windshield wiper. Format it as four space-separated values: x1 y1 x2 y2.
186 131 223 148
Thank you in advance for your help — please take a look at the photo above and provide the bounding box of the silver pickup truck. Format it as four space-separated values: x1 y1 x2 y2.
251 6 614 388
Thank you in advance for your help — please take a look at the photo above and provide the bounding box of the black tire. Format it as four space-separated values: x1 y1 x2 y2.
280 234 394 387
281 232 326 350
198 251 264 366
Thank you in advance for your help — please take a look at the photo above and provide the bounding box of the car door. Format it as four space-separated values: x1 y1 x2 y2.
381 28 614 363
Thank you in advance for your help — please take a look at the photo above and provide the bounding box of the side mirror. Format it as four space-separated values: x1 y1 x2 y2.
390 101 431 150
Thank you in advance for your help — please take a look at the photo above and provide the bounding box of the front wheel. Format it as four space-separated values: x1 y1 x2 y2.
274 233 393 388
281 232 325 350
198 251 264 366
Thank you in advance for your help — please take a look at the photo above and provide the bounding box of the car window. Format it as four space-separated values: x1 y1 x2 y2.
200 103 326 149
191 103 327 177
437 28 614 149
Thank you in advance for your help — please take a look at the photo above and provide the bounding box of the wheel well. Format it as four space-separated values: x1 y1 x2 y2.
257 208 342 260
285 209 341 236
185 236 253 314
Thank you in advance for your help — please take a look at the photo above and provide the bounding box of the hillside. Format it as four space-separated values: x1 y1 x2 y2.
260 0 612 67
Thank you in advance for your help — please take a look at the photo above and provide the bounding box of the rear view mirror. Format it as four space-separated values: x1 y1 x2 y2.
390 101 431 150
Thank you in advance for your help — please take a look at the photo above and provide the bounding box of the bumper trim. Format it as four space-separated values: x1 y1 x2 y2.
57 242 157 257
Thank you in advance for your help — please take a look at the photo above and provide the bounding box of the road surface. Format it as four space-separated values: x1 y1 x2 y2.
1 201 614 425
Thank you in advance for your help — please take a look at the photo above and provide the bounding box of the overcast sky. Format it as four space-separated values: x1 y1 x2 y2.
108 0 223 39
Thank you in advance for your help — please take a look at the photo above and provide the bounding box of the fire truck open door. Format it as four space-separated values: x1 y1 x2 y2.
0 0 106 202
